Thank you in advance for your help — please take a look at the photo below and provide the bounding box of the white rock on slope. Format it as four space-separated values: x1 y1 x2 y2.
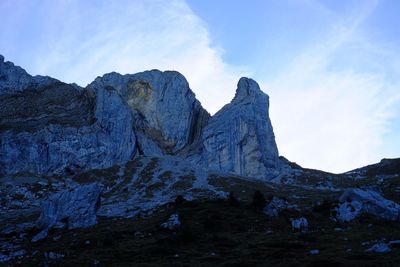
336 199 363 223
264 197 288 217
32 183 101 242
336 188 400 222
291 217 308 231
365 242 391 253
161 213 181 230
97 156 224 218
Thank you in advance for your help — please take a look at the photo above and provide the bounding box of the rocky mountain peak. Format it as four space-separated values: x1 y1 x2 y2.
198 77 280 179
0 55 31 92
0 57 280 180
90 69 210 156
0 55 57 96
233 77 265 104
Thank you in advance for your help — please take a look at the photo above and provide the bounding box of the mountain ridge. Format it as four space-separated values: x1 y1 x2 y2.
0 55 281 180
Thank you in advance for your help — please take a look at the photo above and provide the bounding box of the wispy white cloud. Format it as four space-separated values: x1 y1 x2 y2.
264 0 400 172
0 0 247 114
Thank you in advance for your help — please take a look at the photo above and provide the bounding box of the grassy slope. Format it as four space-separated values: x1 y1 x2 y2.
3 157 400 266
12 196 400 267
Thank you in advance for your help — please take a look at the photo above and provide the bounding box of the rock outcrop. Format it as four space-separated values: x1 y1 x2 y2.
32 183 101 242
336 188 400 222
89 70 210 156
291 217 308 231
0 57 136 176
0 55 55 95
0 55 280 180
160 213 181 230
264 197 289 217
197 78 280 179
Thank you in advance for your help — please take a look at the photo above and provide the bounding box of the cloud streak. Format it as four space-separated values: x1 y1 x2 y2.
0 0 247 114
265 0 400 172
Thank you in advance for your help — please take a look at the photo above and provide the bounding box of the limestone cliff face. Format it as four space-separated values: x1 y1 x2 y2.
0 57 136 176
89 70 210 156
0 55 280 180
197 78 280 179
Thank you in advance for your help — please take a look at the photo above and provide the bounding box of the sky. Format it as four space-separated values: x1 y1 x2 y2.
0 0 399 173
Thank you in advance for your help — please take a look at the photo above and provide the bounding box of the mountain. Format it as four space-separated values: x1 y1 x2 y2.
1 55 400 265
0 55 280 180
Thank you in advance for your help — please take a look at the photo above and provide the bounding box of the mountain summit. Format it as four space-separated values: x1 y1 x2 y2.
0 55 280 180
198 77 279 178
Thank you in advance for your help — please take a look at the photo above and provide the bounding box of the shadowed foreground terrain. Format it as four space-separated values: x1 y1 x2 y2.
1 157 400 266
11 197 400 267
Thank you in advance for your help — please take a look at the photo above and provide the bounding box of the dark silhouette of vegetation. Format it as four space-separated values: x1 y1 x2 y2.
252 190 266 208
174 195 185 206
312 200 334 214
228 192 239 206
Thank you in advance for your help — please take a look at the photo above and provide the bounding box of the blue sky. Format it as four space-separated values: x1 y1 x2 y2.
0 0 399 172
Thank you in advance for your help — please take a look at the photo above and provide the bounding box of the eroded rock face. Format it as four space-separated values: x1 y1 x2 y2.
0 58 136 176
198 78 280 179
89 70 210 156
0 55 281 180
0 82 95 132
32 183 101 242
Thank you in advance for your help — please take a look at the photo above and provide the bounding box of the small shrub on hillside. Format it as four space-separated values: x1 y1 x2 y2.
175 226 197 243
102 236 114 247
252 190 266 208
203 213 222 232
175 195 185 206
312 200 334 214
228 192 239 206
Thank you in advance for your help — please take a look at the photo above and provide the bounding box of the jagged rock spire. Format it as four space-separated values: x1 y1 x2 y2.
199 77 280 179
233 77 265 103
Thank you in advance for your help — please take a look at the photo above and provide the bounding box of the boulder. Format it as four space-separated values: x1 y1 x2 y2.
264 197 288 217
32 183 101 242
291 217 308 231
336 188 400 222
160 213 181 230
198 77 280 179
365 242 391 253
336 200 362 222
